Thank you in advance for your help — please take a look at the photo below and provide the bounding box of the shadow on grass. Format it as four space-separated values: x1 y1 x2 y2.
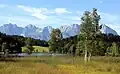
33 60 46 63
0 57 47 63
0 58 20 62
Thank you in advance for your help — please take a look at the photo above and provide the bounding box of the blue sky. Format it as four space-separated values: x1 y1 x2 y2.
0 0 120 34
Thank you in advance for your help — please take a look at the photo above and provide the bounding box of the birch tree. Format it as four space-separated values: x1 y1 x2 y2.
77 8 100 62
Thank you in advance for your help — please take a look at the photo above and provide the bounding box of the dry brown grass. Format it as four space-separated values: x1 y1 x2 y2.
0 62 69 74
0 56 120 74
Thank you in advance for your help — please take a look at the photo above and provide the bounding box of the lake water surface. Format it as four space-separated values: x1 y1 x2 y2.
18 53 66 57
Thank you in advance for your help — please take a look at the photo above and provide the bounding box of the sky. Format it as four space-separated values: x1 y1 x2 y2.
0 0 120 34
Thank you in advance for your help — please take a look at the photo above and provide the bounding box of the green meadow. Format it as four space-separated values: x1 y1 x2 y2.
22 46 49 53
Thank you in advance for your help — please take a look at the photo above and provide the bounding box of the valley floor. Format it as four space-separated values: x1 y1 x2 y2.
0 56 120 74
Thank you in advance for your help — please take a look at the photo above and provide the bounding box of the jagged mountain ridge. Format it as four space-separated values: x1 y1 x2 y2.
100 24 118 35
0 23 118 41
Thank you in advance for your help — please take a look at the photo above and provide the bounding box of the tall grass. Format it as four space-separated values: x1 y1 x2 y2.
0 56 120 74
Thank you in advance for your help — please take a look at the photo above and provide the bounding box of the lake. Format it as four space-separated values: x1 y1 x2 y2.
18 53 66 57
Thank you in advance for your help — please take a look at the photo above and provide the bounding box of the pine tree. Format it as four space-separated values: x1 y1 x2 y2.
49 28 63 53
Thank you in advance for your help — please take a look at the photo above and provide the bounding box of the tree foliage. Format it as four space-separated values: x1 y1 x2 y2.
77 8 101 62
49 28 63 53
25 38 34 54
111 42 118 57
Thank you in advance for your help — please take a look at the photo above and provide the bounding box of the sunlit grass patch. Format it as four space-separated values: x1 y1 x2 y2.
22 46 49 53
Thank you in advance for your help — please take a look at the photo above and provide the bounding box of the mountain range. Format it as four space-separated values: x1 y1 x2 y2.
0 23 118 41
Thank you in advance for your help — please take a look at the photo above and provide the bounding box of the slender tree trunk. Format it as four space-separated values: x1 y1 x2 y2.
88 52 91 62
84 49 87 63
84 37 88 63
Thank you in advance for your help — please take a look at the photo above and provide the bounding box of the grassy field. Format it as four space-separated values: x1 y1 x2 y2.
22 46 49 53
0 56 120 74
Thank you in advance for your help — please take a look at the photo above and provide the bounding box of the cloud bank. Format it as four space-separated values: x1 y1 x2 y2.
0 4 120 34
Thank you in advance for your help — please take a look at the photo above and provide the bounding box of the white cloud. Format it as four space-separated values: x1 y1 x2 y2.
17 5 33 12
17 5 48 20
55 8 71 14
32 13 47 20
17 5 72 21
15 6 120 28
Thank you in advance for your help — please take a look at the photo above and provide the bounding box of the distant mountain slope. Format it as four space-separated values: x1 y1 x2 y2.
0 23 118 41
100 24 118 35
0 23 23 35
60 24 80 38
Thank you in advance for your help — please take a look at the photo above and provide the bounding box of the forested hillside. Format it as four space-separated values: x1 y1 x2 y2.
0 32 48 54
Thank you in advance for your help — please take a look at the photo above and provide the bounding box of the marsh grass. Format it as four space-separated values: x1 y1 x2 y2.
0 56 120 74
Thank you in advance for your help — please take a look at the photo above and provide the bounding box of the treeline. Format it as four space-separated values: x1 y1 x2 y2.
61 34 120 56
48 8 120 62
0 32 48 54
